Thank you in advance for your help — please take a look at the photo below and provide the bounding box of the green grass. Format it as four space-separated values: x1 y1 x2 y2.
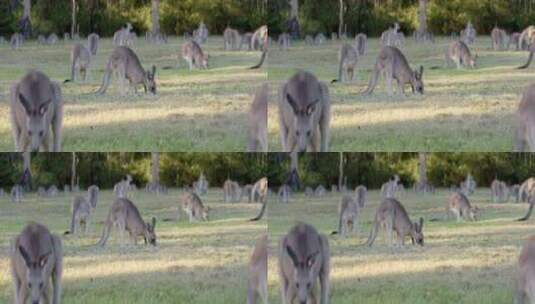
0 37 267 151
268 188 529 303
0 189 266 303
268 36 530 152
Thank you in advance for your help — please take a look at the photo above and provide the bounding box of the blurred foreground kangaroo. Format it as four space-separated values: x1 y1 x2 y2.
247 235 268 304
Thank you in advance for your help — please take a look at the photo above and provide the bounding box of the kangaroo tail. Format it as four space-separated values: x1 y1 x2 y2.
364 219 380 247
518 51 534 69
95 59 112 94
362 66 380 95
96 212 112 246
249 201 266 221
250 50 267 69
518 203 534 221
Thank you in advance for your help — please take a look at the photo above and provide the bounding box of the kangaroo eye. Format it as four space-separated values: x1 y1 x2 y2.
39 131 43 137
39 283 43 289
307 283 311 289
28 131 32 136
295 283 299 288
296 131 300 136
306 131 311 137
28 283 31 289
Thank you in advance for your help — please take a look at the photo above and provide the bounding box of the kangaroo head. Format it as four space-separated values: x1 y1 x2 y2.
469 54 478 68
19 92 51 152
144 65 157 95
286 245 319 304
201 54 209 69
19 246 50 304
202 206 210 221
144 217 157 246
469 206 480 221
410 217 424 246
286 93 318 153
411 66 424 95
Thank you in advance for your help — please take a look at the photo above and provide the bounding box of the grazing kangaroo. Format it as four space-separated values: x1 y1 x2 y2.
446 192 479 222
366 198 424 247
96 46 157 96
491 27 507 51
515 84 535 152
279 222 330 304
278 71 331 152
362 46 424 96
315 33 326 45
47 34 58 45
515 235 535 304
10 70 63 152
180 191 209 222
11 185 23 203
47 185 59 198
491 179 510 203
87 33 99 56
11 222 62 304
224 27 240 51
331 43 358 84
460 173 477 196
315 185 326 197
87 185 99 208
223 179 242 203
354 185 367 208
278 33 290 51
65 43 91 83
247 84 268 152
66 195 92 235
445 40 477 69
10 33 23 50
97 198 157 247
250 177 268 221
354 33 367 56
247 235 268 304
332 194 360 236
278 184 291 204
181 40 209 70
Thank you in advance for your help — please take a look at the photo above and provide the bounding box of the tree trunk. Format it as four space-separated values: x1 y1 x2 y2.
417 0 428 42
418 152 428 185
289 0 298 19
338 0 344 37
338 152 344 191
71 152 77 189
151 152 160 186
151 0 160 35
23 0 31 20
71 0 76 37
21 152 31 191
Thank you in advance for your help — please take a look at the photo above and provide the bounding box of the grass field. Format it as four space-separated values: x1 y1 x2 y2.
0 189 266 303
0 37 266 151
268 36 533 152
268 188 532 304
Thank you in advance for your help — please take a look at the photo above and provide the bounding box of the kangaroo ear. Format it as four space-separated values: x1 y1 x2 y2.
39 100 51 116
152 217 156 228
419 65 424 78
18 93 31 115
306 102 316 116
306 251 319 268
286 245 299 267
286 93 299 115
38 253 49 268
419 217 424 230
19 246 31 267
152 65 156 76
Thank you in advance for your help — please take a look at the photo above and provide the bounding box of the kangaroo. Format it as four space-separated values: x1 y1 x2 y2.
304 187 314 197
250 177 268 221
332 43 358 84
362 46 424 96
180 191 209 222
87 33 99 56
279 222 330 304
446 192 479 222
113 23 133 46
193 173 209 195
97 198 157 247
491 179 510 203
520 178 535 203
278 184 291 204
510 32 522 50
96 46 156 96
445 40 477 69
10 33 23 50
241 33 254 50
224 27 240 51
87 185 99 208
47 185 58 198
315 33 326 45
460 173 477 195
10 70 63 152
247 84 268 152
64 43 91 83
114 175 133 198
381 175 400 199
517 87 535 151
520 26 535 51
278 33 290 51
65 195 92 235
252 25 268 51
11 185 23 203
354 185 367 208
515 235 535 304
354 33 367 56
11 222 62 304
332 194 360 236
223 179 242 203
315 185 326 197
278 71 331 152
47 34 58 45
247 235 268 304
38 35 46 45
491 27 507 51
366 198 424 247
305 35 314 46
461 21 477 45
181 40 209 70
194 22 209 44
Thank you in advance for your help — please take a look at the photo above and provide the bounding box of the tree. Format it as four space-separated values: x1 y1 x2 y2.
21 152 31 191
416 0 430 42
151 0 160 35
151 152 160 186
71 152 77 189
338 0 344 37
338 152 344 191
71 0 77 37
418 152 428 185
289 0 298 19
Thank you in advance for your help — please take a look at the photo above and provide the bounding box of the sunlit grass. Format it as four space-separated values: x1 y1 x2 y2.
269 36 527 152
0 189 266 303
268 188 528 303
0 37 267 151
